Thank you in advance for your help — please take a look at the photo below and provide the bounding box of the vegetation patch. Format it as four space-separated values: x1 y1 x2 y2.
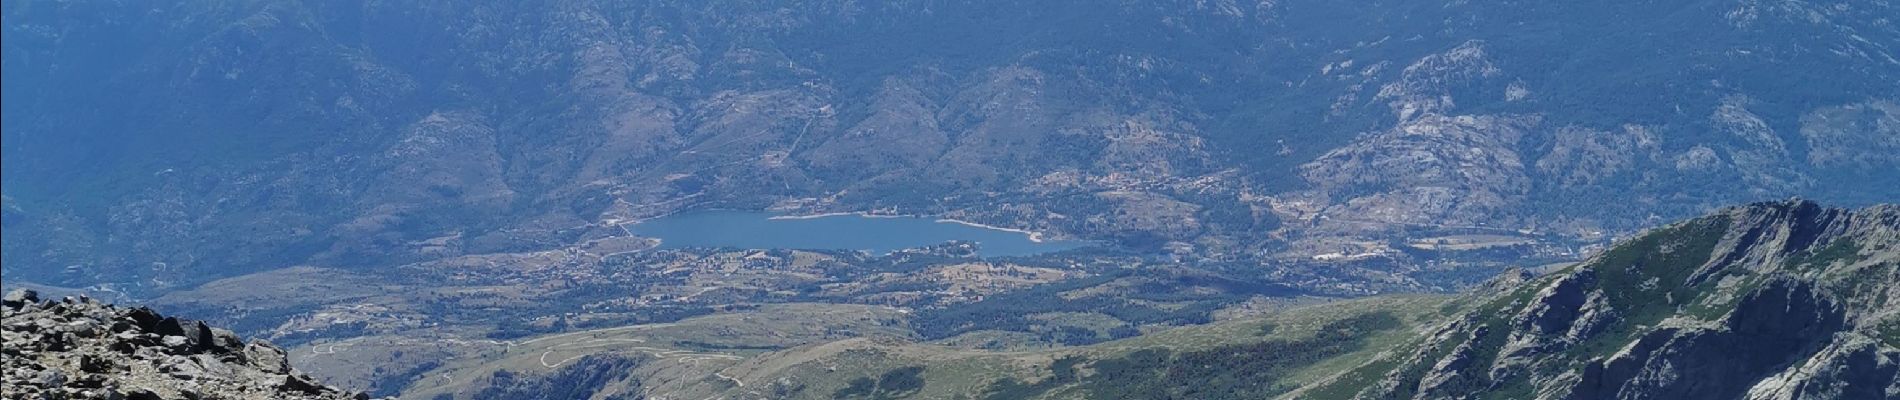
1790 239 1862 271
466 356 642 400
1877 319 1900 348
1297 351 1404 400
1574 216 1731 358
834 366 927 400
912 270 1299 344
981 312 1402 400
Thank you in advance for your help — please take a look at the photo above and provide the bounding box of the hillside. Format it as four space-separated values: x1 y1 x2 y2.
1302 200 1900 399
387 295 1451 400
5 0 1898 292
402 200 1897 399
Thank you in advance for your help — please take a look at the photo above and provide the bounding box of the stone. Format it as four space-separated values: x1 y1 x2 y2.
206 328 243 353
68 373 109 389
2 289 38 309
123 308 164 332
34 369 67 388
41 331 72 352
243 340 291 374
124 388 165 400
152 317 189 338
63 320 102 338
281 373 328 395
162 335 190 351
80 354 116 373
160 355 206 380
109 340 139 354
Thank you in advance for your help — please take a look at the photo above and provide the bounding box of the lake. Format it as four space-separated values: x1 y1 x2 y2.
629 211 1089 257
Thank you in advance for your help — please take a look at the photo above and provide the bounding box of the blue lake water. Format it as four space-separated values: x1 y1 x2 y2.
630 211 1088 257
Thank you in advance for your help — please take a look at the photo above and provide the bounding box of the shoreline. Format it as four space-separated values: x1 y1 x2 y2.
763 211 1056 242
766 212 855 220
935 218 1048 243
766 211 910 220
685 209 1061 244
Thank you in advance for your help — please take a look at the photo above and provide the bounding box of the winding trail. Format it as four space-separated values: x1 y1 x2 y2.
713 370 745 388
308 341 353 355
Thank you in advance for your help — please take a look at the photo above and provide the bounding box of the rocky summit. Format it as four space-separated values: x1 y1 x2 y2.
2 290 368 400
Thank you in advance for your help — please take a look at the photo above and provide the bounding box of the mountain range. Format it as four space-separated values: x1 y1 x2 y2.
6 0 1899 292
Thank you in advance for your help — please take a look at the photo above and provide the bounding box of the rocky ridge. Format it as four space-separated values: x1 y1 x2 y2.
1307 200 1900 399
2 290 369 400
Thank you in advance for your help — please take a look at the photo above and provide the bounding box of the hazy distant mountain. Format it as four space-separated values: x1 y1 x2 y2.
5 0 1898 289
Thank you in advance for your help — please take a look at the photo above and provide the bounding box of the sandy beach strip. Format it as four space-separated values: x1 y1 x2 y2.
934 218 1047 242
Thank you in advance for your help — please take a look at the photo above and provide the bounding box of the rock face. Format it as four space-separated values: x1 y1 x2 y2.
1309 200 1900 399
2 290 369 400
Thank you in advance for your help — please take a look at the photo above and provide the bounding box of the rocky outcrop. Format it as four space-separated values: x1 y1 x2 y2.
1569 279 1848 400
1746 334 1900 400
1323 200 1900 400
2 290 369 400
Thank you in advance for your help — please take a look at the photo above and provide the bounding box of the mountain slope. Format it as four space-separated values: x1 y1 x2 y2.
388 295 1452 400
1302 199 1900 399
5 0 1899 291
